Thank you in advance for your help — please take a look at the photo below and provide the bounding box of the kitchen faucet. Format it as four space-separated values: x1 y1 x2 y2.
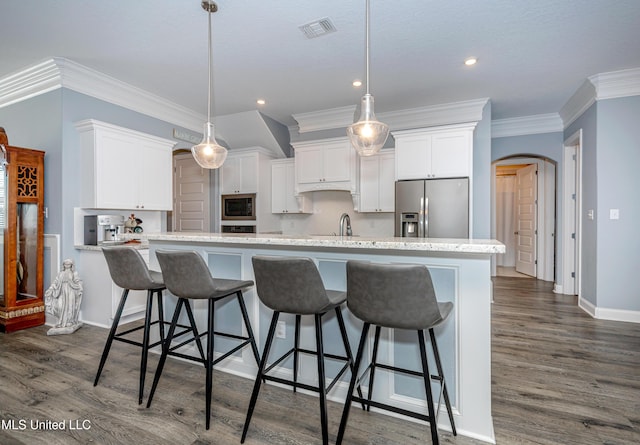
339 213 352 237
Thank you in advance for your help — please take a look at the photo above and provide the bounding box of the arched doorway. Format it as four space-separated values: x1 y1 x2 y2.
492 155 557 281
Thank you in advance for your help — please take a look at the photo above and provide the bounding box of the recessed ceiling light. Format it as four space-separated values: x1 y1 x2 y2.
256 99 266 105
352 80 362 87
464 57 478 66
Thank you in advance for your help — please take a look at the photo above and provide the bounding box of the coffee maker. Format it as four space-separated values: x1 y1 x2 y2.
84 215 125 245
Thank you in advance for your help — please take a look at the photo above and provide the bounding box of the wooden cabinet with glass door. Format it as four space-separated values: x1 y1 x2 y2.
0 144 45 333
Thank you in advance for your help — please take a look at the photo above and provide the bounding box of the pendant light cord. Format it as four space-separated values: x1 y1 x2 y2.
207 7 212 124
365 0 370 96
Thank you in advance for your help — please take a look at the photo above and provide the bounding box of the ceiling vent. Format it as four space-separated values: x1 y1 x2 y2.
299 18 336 39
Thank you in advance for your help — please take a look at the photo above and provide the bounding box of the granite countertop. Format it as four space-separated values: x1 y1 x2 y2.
74 240 149 251
145 232 505 254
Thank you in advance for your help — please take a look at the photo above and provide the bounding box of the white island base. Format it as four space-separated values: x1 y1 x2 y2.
145 233 504 444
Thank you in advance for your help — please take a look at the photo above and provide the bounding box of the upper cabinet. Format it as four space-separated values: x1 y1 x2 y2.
358 150 395 213
271 159 312 214
75 119 174 211
292 137 358 194
220 152 259 195
393 124 476 180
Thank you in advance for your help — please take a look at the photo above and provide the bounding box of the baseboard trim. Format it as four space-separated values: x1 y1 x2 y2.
579 297 640 323
595 307 640 324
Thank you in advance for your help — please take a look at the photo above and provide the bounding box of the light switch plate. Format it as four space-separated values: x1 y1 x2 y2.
610 209 620 220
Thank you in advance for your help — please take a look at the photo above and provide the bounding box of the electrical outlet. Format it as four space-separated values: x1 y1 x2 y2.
276 321 286 339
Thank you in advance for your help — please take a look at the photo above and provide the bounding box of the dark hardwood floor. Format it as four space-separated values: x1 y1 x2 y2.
0 277 638 444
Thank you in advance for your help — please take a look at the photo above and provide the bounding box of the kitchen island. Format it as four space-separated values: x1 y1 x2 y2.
145 232 504 443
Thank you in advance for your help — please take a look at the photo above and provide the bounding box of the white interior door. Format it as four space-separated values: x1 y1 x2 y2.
515 163 538 276
173 153 210 232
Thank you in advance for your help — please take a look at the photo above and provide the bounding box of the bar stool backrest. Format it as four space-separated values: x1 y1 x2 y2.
346 261 444 330
156 250 217 299
252 256 331 314
102 246 159 290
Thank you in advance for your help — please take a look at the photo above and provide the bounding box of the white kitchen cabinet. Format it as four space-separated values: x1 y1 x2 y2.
75 119 174 210
292 137 357 194
358 150 395 212
220 152 259 194
393 124 475 180
271 159 312 214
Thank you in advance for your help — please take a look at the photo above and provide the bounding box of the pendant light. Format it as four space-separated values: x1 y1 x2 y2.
192 0 227 169
347 0 389 157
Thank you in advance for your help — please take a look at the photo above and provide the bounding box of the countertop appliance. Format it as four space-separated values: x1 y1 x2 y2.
84 214 125 245
395 178 469 238
221 193 256 220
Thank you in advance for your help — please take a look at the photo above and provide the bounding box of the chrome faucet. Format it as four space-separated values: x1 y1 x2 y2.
339 213 352 237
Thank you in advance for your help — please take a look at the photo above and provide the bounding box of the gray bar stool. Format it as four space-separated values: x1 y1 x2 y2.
146 250 259 430
337 261 457 445
241 255 362 445
95 246 204 404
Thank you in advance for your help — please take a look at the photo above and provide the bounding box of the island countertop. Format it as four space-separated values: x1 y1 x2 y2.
144 232 505 255
143 231 500 442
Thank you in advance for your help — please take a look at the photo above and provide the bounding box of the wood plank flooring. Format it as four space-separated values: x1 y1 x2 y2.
0 277 638 444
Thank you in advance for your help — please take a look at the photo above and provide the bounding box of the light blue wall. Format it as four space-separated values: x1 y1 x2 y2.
594 96 640 311
565 103 598 307
0 91 64 234
492 132 563 162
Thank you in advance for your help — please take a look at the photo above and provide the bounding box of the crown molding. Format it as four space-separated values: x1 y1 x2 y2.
559 79 597 128
0 58 62 108
560 67 640 128
589 67 640 100
0 57 204 132
293 105 356 133
492 113 563 138
293 98 489 134
382 98 489 131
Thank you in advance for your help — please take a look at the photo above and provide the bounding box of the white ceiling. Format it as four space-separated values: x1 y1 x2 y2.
2 0 640 128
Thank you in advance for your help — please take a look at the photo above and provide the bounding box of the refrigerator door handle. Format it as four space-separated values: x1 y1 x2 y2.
424 197 429 237
419 196 425 237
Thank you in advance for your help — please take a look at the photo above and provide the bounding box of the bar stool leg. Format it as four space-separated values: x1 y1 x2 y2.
146 298 184 407
293 314 301 392
429 328 456 435
183 300 206 364
418 329 440 445
335 307 366 410
236 291 260 365
94 288 130 386
314 313 329 445
138 289 154 404
205 298 215 430
156 290 165 341
367 325 382 411
241 312 280 443
336 322 370 445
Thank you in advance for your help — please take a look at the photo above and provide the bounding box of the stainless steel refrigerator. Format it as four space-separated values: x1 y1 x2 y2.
395 178 469 238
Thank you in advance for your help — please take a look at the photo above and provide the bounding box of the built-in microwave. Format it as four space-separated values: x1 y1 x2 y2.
221 194 256 220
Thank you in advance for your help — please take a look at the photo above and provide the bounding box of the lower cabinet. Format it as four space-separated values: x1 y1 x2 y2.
78 248 150 328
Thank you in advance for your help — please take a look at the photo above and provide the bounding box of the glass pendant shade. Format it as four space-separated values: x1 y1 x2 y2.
347 94 389 157
192 121 227 169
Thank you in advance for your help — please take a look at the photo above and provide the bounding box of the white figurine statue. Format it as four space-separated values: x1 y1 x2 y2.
44 258 83 335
